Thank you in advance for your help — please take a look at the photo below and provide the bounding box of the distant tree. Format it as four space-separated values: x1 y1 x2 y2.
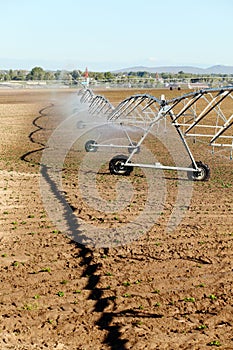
3 73 10 81
53 70 71 81
54 70 62 80
61 71 72 81
7 69 14 80
71 70 81 81
128 71 137 77
11 70 27 80
26 66 45 80
44 71 55 80
137 71 149 78
93 72 105 81
104 71 114 81
160 72 175 80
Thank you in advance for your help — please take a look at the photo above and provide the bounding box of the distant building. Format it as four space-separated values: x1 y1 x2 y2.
82 67 89 87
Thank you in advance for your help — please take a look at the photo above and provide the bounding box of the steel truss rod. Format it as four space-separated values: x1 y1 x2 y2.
184 90 232 134
187 133 233 139
164 86 233 147
210 115 233 143
89 95 114 116
109 96 143 121
108 94 161 121
172 91 204 122
166 86 233 105
80 88 95 103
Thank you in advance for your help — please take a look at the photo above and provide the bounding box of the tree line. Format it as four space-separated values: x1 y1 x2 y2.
0 66 232 84
0 67 119 82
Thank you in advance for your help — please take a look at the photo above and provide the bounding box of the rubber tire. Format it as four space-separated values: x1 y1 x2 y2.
109 155 133 176
187 161 210 181
85 140 97 152
128 142 140 154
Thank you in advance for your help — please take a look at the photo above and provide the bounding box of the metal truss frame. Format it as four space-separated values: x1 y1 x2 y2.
78 86 233 180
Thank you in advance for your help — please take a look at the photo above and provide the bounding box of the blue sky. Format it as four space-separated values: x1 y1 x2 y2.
1 0 233 71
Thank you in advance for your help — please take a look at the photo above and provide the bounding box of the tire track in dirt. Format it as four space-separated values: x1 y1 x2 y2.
19 97 129 349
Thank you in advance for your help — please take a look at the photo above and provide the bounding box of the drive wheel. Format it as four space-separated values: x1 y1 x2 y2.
85 140 98 152
109 155 133 176
187 161 210 181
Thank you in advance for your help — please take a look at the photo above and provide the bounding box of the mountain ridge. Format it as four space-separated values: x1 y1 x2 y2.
112 65 233 74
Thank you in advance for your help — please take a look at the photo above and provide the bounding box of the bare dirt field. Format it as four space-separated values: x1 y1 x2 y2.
0 88 232 350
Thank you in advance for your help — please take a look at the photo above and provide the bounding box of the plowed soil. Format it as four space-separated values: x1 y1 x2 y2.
0 88 232 350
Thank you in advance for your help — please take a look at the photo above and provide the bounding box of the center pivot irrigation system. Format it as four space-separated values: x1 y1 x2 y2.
77 86 233 181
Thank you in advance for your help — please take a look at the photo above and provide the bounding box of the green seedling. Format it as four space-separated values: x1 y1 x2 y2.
123 293 131 298
105 272 113 276
152 289 160 294
60 280 68 285
197 324 208 330
52 229 59 234
40 267 51 273
221 182 231 188
28 214 35 218
57 291 64 297
133 320 143 326
197 283 205 288
122 281 131 286
154 302 161 307
209 294 217 300
207 340 221 347
22 303 38 310
33 294 40 299
184 297 195 302
74 289 82 294
134 279 141 284
104 285 111 290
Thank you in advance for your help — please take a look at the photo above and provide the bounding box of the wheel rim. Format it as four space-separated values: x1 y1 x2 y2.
195 167 206 181
187 161 210 181
114 160 127 174
85 140 97 152
109 156 132 175
88 144 95 151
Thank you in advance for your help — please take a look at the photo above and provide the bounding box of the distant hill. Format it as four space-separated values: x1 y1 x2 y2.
113 65 233 75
